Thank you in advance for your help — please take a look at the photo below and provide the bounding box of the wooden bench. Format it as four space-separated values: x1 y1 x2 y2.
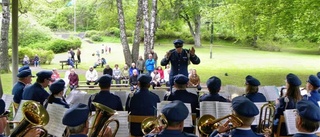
76 87 131 92
60 60 78 69
77 84 129 88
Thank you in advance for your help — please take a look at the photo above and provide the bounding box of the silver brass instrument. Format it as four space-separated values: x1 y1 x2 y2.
10 100 49 137
257 101 275 134
89 102 119 137
141 113 168 135
198 114 243 136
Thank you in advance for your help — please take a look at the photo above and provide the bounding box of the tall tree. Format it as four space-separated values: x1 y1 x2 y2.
143 0 151 59
131 0 143 63
0 0 10 73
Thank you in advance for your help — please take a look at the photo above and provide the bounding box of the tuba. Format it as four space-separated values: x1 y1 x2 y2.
141 113 168 135
198 114 243 136
257 101 275 134
10 100 49 137
89 102 119 137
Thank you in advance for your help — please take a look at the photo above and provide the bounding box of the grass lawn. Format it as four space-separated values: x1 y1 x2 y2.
2 40 319 94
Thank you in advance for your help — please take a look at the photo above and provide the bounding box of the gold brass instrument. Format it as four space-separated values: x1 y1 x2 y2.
89 102 119 137
141 113 168 135
10 100 49 137
257 101 275 134
198 114 243 136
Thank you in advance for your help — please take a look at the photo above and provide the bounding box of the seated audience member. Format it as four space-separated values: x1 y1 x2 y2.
113 64 122 84
164 65 170 87
303 75 320 106
88 74 123 111
103 64 113 76
318 72 320 93
62 104 90 137
165 74 199 117
67 57 74 68
274 73 302 136
129 63 139 76
129 69 139 91
93 58 101 68
244 75 267 102
209 96 263 137
22 55 30 65
200 76 229 102
22 70 53 105
68 68 79 91
150 69 161 89
125 74 160 137
145 100 197 137
85 66 98 85
45 79 69 108
293 100 320 137
101 57 107 67
51 68 60 82
157 66 165 83
12 68 34 109
188 69 201 90
122 64 130 84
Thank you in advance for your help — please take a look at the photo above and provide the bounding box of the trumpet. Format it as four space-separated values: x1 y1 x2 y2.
257 101 275 134
10 100 49 137
89 102 119 137
198 114 243 136
141 113 168 135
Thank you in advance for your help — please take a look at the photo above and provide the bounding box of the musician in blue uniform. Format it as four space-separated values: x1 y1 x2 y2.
293 100 320 137
303 75 320 106
88 74 123 111
44 79 69 108
62 103 90 137
209 96 263 137
125 74 160 136
22 70 53 105
274 73 302 136
12 68 34 109
160 39 200 89
244 75 267 102
164 74 199 117
145 100 197 137
0 99 6 137
200 76 229 102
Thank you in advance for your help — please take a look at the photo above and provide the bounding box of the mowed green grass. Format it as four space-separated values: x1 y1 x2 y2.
2 41 319 94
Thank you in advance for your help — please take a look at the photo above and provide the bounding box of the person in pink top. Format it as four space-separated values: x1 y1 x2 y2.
51 68 60 83
157 66 165 83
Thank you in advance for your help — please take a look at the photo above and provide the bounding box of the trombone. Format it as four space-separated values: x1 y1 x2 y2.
141 113 168 135
198 114 243 136
257 101 275 134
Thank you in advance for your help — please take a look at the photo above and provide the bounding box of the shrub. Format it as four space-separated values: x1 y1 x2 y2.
38 50 55 64
184 37 195 44
85 30 100 38
47 38 81 53
91 35 103 42
256 41 282 52
106 27 120 37
8 47 55 64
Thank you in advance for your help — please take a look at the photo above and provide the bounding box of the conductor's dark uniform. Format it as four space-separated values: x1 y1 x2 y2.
160 39 200 87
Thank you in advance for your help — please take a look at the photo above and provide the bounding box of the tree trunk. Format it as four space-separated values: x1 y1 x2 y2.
143 0 151 60
0 0 10 73
149 0 157 50
193 14 201 47
116 0 132 66
131 0 143 64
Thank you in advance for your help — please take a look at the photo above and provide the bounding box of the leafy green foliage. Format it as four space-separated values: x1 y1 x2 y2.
91 35 103 42
47 38 82 53
8 47 55 64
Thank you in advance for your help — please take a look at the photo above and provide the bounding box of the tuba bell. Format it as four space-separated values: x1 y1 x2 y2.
198 114 243 136
10 100 49 137
89 102 119 137
257 101 275 134
141 113 168 135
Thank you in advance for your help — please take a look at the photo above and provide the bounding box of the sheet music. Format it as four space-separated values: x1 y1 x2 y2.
111 111 129 137
45 103 68 137
252 102 268 125
200 101 217 117
1 94 13 110
13 100 29 122
157 101 193 127
216 102 232 124
284 109 298 134
263 86 280 101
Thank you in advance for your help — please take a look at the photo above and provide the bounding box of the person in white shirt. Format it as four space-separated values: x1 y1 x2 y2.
85 66 98 85
164 65 171 87
150 69 161 89
113 64 122 84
